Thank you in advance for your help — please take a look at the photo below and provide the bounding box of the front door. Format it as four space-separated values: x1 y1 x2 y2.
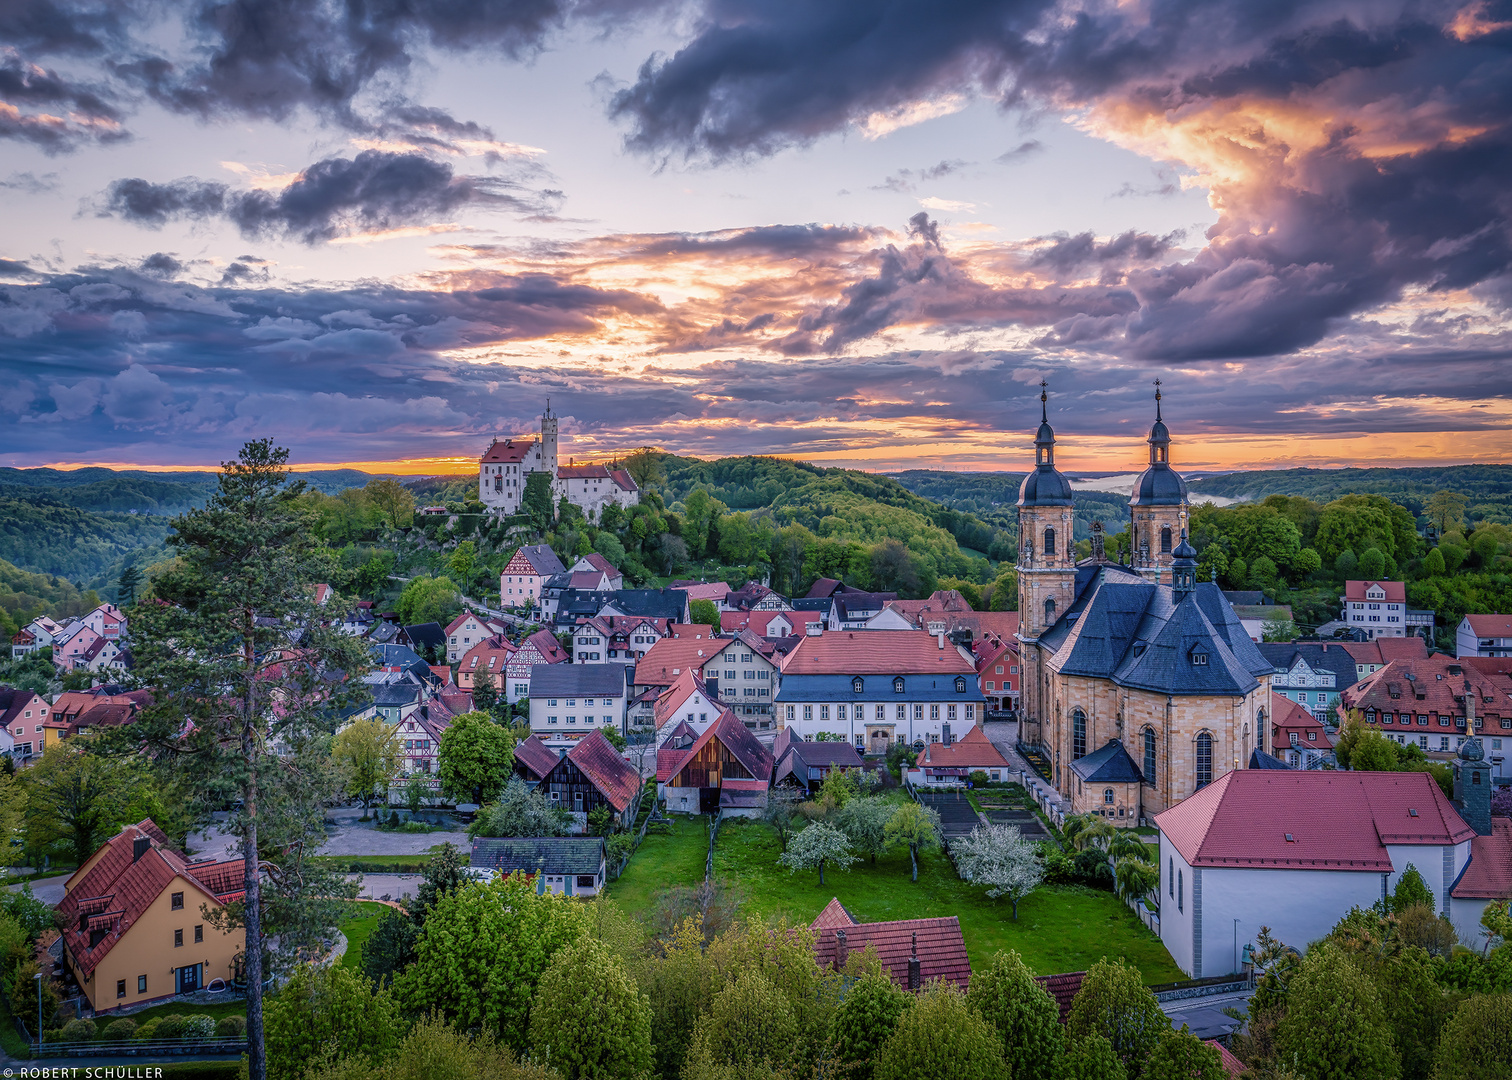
866 725 894 755
177 963 200 994
699 787 720 813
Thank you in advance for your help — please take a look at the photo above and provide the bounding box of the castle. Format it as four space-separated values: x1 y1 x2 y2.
1016 382 1275 823
478 403 640 520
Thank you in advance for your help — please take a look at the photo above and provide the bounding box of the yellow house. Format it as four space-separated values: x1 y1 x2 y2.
58 821 245 1013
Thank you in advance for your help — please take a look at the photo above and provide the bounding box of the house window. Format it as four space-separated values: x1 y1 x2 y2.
1169 858 1174 897
174 929 183 947
138 976 147 993
996 665 1004 674
1178 870 1184 913
986 681 995 691
1191 650 1208 666
171 892 184 910
786 705 795 721
930 705 939 721
914 705 924 721
853 677 864 693
195 925 203 943
1143 728 1157 785
117 979 126 998
893 677 905 693
837 705 847 721
1196 732 1213 788
804 706 813 721
947 705 957 721
955 677 966 693
820 706 830 721
1072 708 1087 759
897 704 906 721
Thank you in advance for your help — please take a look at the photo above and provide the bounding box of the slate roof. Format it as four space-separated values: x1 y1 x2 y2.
807 578 842 598
528 663 630 698
513 734 561 781
833 593 898 621
1249 748 1292 770
516 544 567 576
1257 642 1359 687
470 837 606 877
566 588 687 622
658 709 774 784
0 687 45 728
1068 738 1144 783
1155 770 1475 871
1450 818 1512 899
560 728 642 813
810 898 971 988
791 597 833 613
404 622 446 651
781 631 977 676
1039 570 1270 697
774 733 864 772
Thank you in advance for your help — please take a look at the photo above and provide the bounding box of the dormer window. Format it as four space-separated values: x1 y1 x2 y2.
893 677 905 694
1132 643 1147 658
852 677 864 694
1190 649 1209 666
955 677 967 693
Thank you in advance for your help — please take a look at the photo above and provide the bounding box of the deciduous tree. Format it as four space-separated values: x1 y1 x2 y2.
304 1016 556 1080
831 966 911 1080
20 740 132 867
689 598 720 629
365 479 415 530
683 969 799 1079
397 575 461 626
330 715 401 816
884 802 941 882
838 795 894 865
1432 992 1512 1080
1275 942 1400 1080
1056 1032 1126 1080
1141 1025 1223 1080
874 982 1005 1080
438 711 515 804
1065 957 1167 1078
778 822 857 885
467 776 567 838
264 962 402 1080
967 950 1063 1080
953 823 1044 919
529 936 652 1080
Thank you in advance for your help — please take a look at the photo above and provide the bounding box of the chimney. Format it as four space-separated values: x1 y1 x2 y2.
936 631 945 650
907 931 921 990
132 834 151 862
835 928 848 970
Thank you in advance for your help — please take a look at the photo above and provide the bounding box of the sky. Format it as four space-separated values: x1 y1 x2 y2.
2 0 1511 476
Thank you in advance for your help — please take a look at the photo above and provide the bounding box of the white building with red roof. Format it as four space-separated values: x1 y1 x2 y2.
444 610 509 664
1457 613 1512 659
1154 766 1490 978
477 403 638 521
1343 579 1409 639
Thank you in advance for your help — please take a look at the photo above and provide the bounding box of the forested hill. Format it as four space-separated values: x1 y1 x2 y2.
1187 465 1512 523
0 466 385 514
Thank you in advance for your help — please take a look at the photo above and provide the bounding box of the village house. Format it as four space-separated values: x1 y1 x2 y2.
726 583 792 613
512 733 560 784
657 709 774 816
637 669 722 738
1458 614 1512 658
446 610 509 664
527 663 631 744
771 728 864 793
51 620 102 671
1342 579 1409 639
470 836 609 896
670 580 732 610
1155 746 1496 977
13 615 63 656
0 686 47 759
633 634 779 730
57 821 244 1012
1340 635 1429 680
774 630 985 754
502 629 570 700
535 728 643 830
974 634 1020 713
1257 641 1358 721
81 602 127 641
1270 693 1335 770
572 615 670 664
810 898 971 989
906 725 1014 788
499 543 567 612
720 609 824 639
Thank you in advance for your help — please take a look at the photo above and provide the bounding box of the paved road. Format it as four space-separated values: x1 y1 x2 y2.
7 873 71 905
1160 989 1253 1040
317 818 471 857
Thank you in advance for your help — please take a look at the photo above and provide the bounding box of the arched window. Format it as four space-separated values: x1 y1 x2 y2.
1072 708 1087 759
1103 788 1114 805
852 677 864 694
893 677 905 694
1044 597 1056 623
954 676 966 693
1143 728 1157 785
1196 731 1213 788
1160 526 1172 553
1044 527 1056 559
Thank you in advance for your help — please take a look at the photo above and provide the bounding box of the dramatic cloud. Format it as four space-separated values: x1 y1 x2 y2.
0 48 125 151
104 150 559 243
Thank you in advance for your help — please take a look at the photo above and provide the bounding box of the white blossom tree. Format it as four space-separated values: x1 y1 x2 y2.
953 823 1044 920
777 821 859 885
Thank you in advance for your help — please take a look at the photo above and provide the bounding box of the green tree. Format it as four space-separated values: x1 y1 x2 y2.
820 766 858 809
1359 547 1387 580
875 981 1005 1080
467 776 568 838
953 823 1044 919
832 966 911 1080
410 842 469 921
683 968 799 1078
1335 548 1358 578
988 565 1019 611
396 873 588 1050
1141 1025 1223 1080
1422 547 1446 577
1065 957 1167 1078
778 821 858 885
1114 858 1160 905
622 448 665 492
1391 865 1435 913
438 712 515 804
523 473 555 532
1292 547 1323 580
885 802 941 882
529 936 652 1080
1433 993 1512 1080
688 598 720 629
264 963 402 1080
967 950 1063 1080
447 541 478 587
362 907 419 989
116 564 142 607
365 478 416 530
330 716 401 817
471 667 502 719
1275 942 1400 1080
1056 1033 1126 1080
397 575 461 626
305 1015 557 1080
838 796 895 865
1261 615 1298 642
21 740 133 867
1425 490 1470 538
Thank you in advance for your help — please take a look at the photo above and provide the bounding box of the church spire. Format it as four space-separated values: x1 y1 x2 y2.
1147 379 1171 465
1035 380 1057 466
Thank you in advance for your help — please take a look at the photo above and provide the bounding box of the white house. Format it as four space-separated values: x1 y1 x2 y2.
1343 580 1408 639
478 404 639 522
444 610 508 664
1458 614 1512 658
526 663 631 745
1154 761 1495 978
499 544 567 612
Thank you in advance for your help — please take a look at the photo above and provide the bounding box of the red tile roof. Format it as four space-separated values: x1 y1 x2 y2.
919 725 1011 771
1344 580 1407 602
1341 656 1512 729
635 637 732 686
672 581 732 602
1206 1041 1247 1078
1451 818 1512 899
1270 693 1334 750
514 734 560 781
807 578 842 598
1155 770 1475 871
580 553 619 577
658 709 773 785
480 438 533 462
1465 614 1512 638
564 728 643 813
810 898 971 988
781 630 976 675
1341 637 1429 667
1033 971 1086 1021
518 628 569 665
721 610 822 637
653 670 716 731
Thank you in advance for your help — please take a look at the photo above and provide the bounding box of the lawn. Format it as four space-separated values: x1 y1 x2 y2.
606 816 709 912
712 818 1182 985
339 900 393 973
117 998 247 1025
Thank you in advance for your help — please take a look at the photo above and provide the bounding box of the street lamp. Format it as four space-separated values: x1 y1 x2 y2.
33 970 41 1051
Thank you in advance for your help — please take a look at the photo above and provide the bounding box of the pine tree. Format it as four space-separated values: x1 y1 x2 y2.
967 950 1063 1080
116 564 142 607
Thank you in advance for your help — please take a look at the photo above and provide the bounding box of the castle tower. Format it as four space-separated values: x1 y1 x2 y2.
1129 381 1189 583
1454 730 1492 836
540 399 559 480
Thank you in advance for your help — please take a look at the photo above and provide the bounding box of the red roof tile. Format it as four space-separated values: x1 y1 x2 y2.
781 630 976 675
1451 818 1512 899
480 438 533 463
1465 614 1512 637
635 637 733 686
1033 971 1086 1021
565 728 643 813
1270 693 1334 749
671 581 732 602
514 734 560 781
1344 580 1407 602
919 725 1011 771
1207 1040 1247 1078
1155 770 1475 871
810 901 971 989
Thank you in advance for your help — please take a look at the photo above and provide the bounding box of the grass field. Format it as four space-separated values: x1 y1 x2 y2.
605 816 709 912
339 900 393 973
710 818 1181 984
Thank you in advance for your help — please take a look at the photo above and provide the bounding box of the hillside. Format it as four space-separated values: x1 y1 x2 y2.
0 467 390 514
1186 465 1512 523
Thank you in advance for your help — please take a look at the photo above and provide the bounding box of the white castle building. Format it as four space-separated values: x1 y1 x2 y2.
478 403 640 520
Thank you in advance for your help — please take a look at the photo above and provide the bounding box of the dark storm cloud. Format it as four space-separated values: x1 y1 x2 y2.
1028 229 1184 278
104 150 559 243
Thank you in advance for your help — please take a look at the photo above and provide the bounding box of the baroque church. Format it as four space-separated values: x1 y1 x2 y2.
478 403 640 520
1016 384 1275 823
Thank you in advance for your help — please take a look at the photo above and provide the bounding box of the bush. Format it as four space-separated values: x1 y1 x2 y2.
101 1018 138 1041
182 1015 216 1040
135 1019 160 1040
216 1015 247 1038
59 1017 97 1042
154 1014 187 1040
969 770 990 787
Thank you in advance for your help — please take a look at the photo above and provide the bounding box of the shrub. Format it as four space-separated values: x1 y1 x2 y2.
216 1015 247 1038
154 1014 187 1040
59 1017 97 1042
134 1019 159 1040
182 1015 217 1040
101 1018 137 1041
969 770 990 787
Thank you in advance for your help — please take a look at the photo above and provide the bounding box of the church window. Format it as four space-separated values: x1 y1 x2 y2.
1103 788 1114 805
1161 526 1172 553
1169 858 1174 898
1044 527 1056 559
1045 598 1056 623
1143 728 1156 784
1177 870 1184 913
1072 708 1087 759
1196 732 1213 788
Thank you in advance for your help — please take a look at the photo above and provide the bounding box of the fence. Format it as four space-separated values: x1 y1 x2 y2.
704 810 726 881
31 1038 248 1059
608 782 661 880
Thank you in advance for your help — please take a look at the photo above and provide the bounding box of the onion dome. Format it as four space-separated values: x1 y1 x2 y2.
1018 381 1074 507
1130 380 1189 507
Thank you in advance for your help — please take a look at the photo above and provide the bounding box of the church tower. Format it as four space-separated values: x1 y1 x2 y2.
1129 381 1189 583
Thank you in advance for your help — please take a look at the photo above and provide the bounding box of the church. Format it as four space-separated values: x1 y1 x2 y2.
1016 384 1275 824
478 403 640 520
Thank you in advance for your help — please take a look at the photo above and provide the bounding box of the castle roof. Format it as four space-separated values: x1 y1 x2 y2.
481 438 534 463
